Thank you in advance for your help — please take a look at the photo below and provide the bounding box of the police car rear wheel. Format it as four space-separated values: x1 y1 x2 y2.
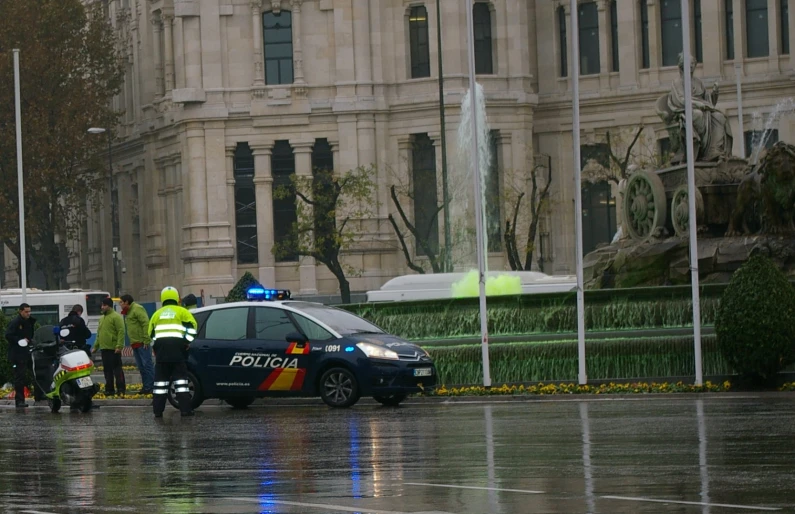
373 394 407 407
167 371 204 410
319 367 360 408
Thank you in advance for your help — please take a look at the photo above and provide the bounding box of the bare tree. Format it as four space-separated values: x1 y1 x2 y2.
503 158 553 271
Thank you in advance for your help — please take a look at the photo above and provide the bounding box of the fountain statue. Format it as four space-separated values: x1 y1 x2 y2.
584 54 795 288
656 54 734 163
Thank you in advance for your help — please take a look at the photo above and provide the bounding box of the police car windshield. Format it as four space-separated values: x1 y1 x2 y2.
286 302 384 336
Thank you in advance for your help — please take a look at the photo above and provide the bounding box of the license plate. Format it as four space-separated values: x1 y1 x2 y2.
76 377 93 388
413 368 433 377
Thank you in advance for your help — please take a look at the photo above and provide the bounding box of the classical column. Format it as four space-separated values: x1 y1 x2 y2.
151 12 164 99
618 0 639 87
700 0 723 77
647 0 661 85
291 0 305 84
251 0 265 88
186 123 208 246
768 0 781 72
226 146 238 278
597 0 611 88
252 144 276 286
293 141 317 295
163 11 175 93
788 0 795 71
352 0 372 95
732 0 743 71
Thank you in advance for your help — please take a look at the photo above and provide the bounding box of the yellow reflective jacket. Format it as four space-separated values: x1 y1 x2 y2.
148 304 198 344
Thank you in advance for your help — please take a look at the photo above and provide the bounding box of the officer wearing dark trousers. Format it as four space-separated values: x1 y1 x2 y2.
149 286 198 418
4 303 43 408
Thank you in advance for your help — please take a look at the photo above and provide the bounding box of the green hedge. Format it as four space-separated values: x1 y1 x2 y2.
344 287 723 341
426 335 728 386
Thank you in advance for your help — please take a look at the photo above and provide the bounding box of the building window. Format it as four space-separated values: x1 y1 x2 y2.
579 2 600 75
486 131 502 252
473 2 493 74
725 0 735 59
234 143 258 264
580 144 616 253
610 0 619 72
640 0 650 68
272 140 297 262
783 0 790 54
412 134 439 256
746 0 770 58
694 0 703 63
745 129 779 158
559 6 568 77
311 138 334 246
409 6 431 78
658 137 672 165
263 10 293 85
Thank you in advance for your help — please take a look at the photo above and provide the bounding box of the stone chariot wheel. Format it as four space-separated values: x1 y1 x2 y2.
671 185 704 237
622 170 667 241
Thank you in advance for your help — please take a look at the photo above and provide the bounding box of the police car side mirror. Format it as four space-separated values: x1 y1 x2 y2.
285 332 308 345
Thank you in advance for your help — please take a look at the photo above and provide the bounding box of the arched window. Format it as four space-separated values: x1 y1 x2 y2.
559 6 568 77
234 143 258 264
263 10 294 85
746 0 769 58
412 134 439 255
409 5 431 78
473 3 493 74
272 140 297 262
640 0 650 68
578 2 600 75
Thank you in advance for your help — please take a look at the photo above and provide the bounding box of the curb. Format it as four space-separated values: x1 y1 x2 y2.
3 391 793 408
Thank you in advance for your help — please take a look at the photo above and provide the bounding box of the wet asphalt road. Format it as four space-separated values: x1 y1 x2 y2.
0 396 794 514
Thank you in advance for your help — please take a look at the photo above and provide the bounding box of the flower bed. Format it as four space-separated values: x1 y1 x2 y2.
430 380 733 396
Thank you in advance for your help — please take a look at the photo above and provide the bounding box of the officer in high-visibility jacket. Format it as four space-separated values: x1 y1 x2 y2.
148 286 198 417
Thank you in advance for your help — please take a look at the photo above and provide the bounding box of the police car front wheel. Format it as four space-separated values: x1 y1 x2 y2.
167 370 204 410
319 367 360 408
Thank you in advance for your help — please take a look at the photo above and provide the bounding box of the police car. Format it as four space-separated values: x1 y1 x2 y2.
168 287 437 410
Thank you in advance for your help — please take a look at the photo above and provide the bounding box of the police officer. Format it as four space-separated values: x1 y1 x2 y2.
148 286 198 418
59 304 92 355
4 303 42 408
181 293 198 311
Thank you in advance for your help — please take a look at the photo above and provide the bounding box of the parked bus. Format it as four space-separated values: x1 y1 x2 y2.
0 288 112 345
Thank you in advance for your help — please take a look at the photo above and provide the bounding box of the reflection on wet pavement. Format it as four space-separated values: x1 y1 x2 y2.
0 396 793 513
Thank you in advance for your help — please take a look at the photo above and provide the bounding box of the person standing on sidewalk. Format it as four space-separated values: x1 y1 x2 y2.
4 303 43 409
93 297 126 397
120 295 155 395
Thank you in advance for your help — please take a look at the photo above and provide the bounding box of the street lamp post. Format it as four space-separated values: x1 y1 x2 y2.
88 127 121 297
436 0 452 272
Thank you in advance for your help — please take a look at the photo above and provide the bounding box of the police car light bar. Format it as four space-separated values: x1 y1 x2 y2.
246 287 292 301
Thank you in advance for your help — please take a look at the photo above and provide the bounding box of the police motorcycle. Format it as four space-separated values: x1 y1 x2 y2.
19 325 99 413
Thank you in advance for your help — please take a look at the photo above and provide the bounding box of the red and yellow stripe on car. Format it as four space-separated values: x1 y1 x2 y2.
258 368 307 391
286 342 310 355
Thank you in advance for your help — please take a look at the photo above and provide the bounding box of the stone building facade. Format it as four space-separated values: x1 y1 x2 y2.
4 0 795 302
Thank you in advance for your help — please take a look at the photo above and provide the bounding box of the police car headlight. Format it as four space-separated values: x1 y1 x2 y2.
356 342 399 360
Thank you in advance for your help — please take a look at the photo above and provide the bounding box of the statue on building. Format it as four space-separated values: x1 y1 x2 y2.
656 53 734 163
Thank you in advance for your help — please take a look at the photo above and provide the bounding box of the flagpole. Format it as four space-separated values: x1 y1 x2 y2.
570 0 586 385
464 0 491 387
680 0 703 386
14 49 27 303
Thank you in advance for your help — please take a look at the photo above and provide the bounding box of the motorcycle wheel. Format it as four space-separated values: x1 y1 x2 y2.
79 397 93 413
49 398 61 414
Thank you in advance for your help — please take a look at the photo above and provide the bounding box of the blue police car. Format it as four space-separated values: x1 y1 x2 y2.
168 288 437 409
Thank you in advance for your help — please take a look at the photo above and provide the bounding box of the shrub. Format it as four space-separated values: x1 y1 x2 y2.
225 272 263 303
715 253 795 385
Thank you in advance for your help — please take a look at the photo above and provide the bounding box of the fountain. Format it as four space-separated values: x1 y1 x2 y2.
367 83 576 302
583 56 795 289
